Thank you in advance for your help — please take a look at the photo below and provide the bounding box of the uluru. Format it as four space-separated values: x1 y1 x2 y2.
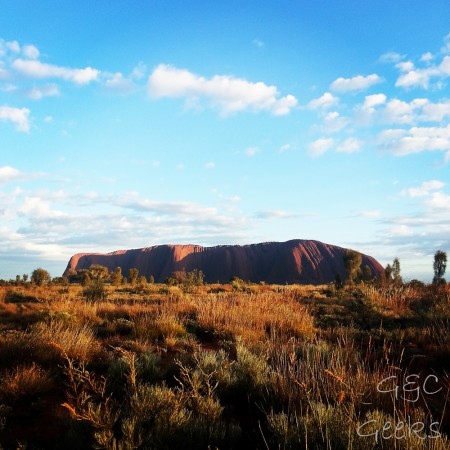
64 240 384 285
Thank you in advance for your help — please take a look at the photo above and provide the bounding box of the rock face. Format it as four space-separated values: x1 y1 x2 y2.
64 240 384 285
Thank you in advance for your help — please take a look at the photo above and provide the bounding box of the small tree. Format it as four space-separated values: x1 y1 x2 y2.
83 265 109 301
362 265 372 282
149 275 155 284
138 275 147 288
31 268 51 286
23 274 29 283
433 250 447 285
343 249 362 286
128 268 139 287
112 267 122 287
384 264 393 286
335 273 343 289
392 257 402 286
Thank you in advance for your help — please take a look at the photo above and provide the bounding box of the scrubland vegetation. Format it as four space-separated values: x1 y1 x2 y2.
0 266 449 449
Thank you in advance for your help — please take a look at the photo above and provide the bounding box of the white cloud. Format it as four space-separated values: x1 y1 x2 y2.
379 52 404 63
255 209 299 219
427 191 450 210
22 44 40 60
0 105 30 132
308 137 334 157
130 62 147 80
0 166 21 183
0 40 20 57
103 72 136 93
26 84 60 100
420 99 450 122
0 61 9 79
441 32 450 54
18 196 65 219
401 180 445 197
421 52 433 63
336 138 362 153
359 210 380 218
308 92 338 110
278 143 294 153
330 74 382 92
7 40 20 53
147 64 297 116
378 124 450 156
363 93 386 110
395 55 450 89
12 58 99 85
389 224 414 237
384 99 416 124
395 61 414 72
205 161 215 169
322 111 348 133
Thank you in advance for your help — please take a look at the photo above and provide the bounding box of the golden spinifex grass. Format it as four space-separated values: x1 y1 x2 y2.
0 282 448 449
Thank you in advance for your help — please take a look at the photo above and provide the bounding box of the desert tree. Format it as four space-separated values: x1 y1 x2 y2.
128 268 139 286
433 250 447 285
31 268 51 286
362 265 372 282
83 265 109 301
112 267 122 287
343 249 362 286
392 257 402 285
137 276 147 290
384 264 393 286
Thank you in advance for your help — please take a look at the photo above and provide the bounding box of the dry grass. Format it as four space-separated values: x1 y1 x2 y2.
194 291 316 345
32 319 101 362
0 282 449 449
0 363 52 403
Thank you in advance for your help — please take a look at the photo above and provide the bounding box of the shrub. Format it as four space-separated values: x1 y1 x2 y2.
0 363 52 404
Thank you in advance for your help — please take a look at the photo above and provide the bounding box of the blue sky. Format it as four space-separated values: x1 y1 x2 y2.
1 0 449 281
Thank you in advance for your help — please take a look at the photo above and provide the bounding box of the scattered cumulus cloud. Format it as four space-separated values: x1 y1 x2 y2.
395 52 450 89
322 111 348 133
401 180 445 197
278 143 294 153
330 74 382 92
358 210 380 218
0 40 20 55
420 52 433 63
377 124 450 156
22 44 39 60
308 92 338 110
427 191 450 210
147 64 298 116
308 137 334 157
130 62 147 80
0 166 21 183
103 72 136 94
255 209 300 219
336 138 362 153
363 93 387 110
0 106 30 132
12 58 99 85
379 52 405 63
25 84 60 100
